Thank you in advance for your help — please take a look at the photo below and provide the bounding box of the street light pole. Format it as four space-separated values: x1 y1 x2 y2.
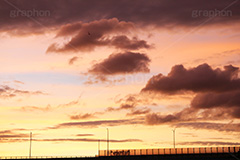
29 132 32 158
98 139 100 156
172 129 176 149
106 128 109 156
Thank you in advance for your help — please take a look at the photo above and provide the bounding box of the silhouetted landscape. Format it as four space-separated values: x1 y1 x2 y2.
0 0 240 159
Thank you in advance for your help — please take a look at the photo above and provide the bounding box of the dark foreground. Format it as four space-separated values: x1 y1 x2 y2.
2 153 240 160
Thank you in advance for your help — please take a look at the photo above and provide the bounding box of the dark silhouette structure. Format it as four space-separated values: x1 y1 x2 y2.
1 146 239 160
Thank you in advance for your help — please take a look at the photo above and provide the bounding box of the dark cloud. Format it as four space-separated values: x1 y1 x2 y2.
0 134 28 138
140 63 240 129
0 138 142 143
70 113 96 120
56 23 83 37
49 118 144 129
84 75 125 85
190 91 240 118
36 138 142 143
126 108 151 116
178 141 240 146
145 107 240 125
174 122 240 132
0 129 29 139
145 107 198 125
144 106 234 125
142 64 240 94
68 56 79 65
106 104 136 112
106 94 142 112
146 113 179 125
0 85 47 99
88 52 150 75
1 0 240 34
47 18 146 53
110 35 151 50
76 134 94 137
191 91 240 109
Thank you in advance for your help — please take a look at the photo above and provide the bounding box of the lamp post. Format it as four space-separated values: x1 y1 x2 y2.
172 129 176 149
29 132 32 158
98 139 100 156
106 128 109 156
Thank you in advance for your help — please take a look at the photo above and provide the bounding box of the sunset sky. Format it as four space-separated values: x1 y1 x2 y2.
0 0 240 157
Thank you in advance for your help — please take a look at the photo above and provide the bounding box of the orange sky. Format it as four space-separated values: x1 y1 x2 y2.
0 0 240 157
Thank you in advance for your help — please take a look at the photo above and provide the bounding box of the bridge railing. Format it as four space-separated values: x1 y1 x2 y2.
99 146 240 156
0 156 92 159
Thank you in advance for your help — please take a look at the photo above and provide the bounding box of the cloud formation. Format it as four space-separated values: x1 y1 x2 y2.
145 107 197 125
191 91 240 109
20 97 81 112
0 138 142 143
89 52 150 75
0 129 29 139
70 113 96 120
142 63 240 127
68 56 79 65
178 141 240 146
174 122 240 132
49 118 144 129
76 134 94 137
47 18 150 53
126 108 151 116
1 0 240 34
142 64 240 94
0 85 47 99
191 91 240 118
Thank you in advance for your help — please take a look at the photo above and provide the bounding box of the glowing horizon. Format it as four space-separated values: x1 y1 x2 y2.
0 0 240 157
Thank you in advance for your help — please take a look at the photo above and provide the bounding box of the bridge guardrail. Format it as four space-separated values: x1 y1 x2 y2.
0 156 92 159
99 146 240 156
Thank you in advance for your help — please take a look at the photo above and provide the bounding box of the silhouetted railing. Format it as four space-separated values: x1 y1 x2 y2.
99 146 240 156
0 156 92 159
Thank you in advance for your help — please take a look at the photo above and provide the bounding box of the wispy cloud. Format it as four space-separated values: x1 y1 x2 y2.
19 96 81 112
0 138 142 143
0 85 47 99
48 118 144 129
178 141 240 146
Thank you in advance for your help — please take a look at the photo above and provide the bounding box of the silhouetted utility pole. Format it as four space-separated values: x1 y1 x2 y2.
29 132 32 158
172 129 176 149
98 139 100 156
106 128 109 156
